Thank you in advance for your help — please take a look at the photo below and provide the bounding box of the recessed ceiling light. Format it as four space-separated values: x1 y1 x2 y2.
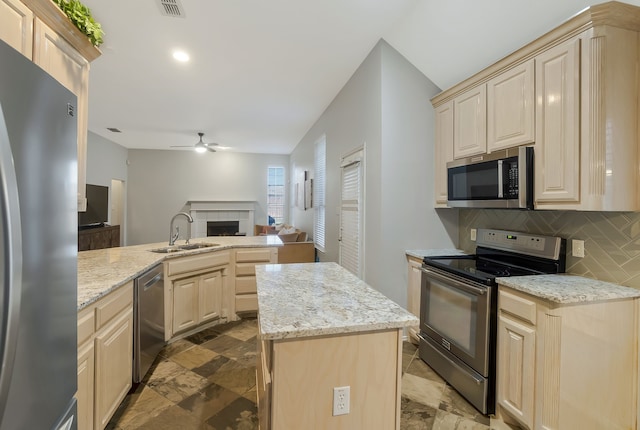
172 50 190 62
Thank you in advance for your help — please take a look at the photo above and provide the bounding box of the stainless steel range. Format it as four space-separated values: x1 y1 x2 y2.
419 229 566 415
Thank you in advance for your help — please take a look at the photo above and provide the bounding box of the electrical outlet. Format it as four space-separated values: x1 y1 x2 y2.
572 239 585 258
470 228 477 241
333 386 350 416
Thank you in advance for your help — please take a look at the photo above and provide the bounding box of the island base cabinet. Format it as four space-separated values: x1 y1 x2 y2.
496 286 638 430
259 329 403 430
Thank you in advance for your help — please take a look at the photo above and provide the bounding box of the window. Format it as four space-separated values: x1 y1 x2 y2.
314 136 326 251
267 167 285 224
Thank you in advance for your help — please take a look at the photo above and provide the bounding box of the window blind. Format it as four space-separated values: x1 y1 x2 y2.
313 137 326 251
267 166 285 224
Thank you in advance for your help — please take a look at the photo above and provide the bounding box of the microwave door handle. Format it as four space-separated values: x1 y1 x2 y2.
497 160 503 198
518 146 528 209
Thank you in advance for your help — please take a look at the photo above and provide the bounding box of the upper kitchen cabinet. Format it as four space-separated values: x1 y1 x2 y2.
487 60 534 152
431 1 640 211
453 85 486 159
534 38 581 205
0 0 101 209
0 0 33 57
33 18 90 208
434 100 453 206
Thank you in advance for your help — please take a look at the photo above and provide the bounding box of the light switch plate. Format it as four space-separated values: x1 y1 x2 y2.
470 229 477 241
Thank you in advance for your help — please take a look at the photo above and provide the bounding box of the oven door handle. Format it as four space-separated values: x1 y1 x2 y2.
420 267 487 296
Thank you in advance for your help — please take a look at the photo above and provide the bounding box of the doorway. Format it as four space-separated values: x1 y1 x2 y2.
339 147 364 278
110 179 125 245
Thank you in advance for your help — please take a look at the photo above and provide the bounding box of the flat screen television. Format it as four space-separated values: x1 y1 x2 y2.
79 184 109 229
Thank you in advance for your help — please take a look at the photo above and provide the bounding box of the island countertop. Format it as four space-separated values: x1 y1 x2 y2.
256 262 419 340
78 235 282 310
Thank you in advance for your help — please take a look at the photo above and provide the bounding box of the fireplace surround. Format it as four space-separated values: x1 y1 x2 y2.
188 201 256 237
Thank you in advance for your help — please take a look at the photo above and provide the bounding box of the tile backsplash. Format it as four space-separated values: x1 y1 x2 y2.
458 209 640 289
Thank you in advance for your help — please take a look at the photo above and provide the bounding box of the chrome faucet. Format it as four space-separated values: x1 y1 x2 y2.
169 212 193 246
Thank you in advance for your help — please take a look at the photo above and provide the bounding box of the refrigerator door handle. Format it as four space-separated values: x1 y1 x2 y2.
0 103 23 424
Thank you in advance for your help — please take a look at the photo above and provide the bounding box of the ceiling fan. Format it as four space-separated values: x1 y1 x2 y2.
171 132 218 153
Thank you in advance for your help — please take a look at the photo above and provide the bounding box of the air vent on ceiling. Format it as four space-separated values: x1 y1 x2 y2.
157 0 186 18
107 127 122 133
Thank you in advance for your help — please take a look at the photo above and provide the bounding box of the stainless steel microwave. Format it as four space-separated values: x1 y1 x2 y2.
447 146 533 209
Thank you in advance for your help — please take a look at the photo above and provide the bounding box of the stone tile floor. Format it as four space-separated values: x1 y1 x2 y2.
107 318 520 429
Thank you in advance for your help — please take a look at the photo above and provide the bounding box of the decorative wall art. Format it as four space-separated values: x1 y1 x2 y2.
304 178 313 210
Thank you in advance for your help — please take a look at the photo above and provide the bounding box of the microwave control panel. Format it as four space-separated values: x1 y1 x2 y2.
505 159 519 198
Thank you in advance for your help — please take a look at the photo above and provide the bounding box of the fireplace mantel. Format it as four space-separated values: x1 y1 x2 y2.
187 200 256 237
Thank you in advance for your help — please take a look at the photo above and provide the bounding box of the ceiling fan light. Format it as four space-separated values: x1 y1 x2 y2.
194 145 207 153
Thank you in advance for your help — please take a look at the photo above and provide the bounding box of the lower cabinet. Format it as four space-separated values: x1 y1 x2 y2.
77 282 133 430
496 286 638 430
234 248 277 314
172 268 225 336
165 250 230 339
405 255 422 344
497 309 535 428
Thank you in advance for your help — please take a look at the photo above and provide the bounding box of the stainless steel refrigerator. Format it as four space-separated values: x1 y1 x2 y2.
0 39 78 429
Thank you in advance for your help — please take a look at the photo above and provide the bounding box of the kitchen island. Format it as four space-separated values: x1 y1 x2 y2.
255 262 418 430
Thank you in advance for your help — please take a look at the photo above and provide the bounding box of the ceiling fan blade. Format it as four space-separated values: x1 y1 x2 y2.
206 147 216 152
170 145 193 148
205 142 219 147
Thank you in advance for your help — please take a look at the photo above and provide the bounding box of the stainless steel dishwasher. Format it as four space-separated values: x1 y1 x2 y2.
133 263 165 383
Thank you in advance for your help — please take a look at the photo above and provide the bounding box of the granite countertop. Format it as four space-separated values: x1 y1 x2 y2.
256 262 419 340
78 235 282 310
406 249 468 259
497 274 640 304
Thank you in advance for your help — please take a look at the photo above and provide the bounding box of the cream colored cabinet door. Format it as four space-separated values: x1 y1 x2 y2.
406 256 422 344
487 60 534 152
0 0 32 57
497 313 535 430
94 310 133 430
434 100 453 205
199 269 224 324
453 85 486 159
77 341 95 430
172 277 199 334
32 18 89 207
534 37 580 205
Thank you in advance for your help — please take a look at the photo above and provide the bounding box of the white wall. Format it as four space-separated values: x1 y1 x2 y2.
126 149 289 245
289 40 458 307
85 131 129 240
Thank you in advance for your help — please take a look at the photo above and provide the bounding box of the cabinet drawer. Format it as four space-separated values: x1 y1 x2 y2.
77 308 95 346
235 294 258 313
236 262 263 277
499 289 536 325
235 248 273 263
166 251 230 277
95 283 133 331
236 276 257 294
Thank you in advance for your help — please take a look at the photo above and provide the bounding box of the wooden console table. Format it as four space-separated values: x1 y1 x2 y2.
78 225 120 251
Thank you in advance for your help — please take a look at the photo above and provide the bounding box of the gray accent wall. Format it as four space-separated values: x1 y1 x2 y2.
126 149 289 245
289 40 458 307
458 209 640 289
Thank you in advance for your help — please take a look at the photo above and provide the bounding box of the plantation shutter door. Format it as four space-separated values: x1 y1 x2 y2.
339 159 362 277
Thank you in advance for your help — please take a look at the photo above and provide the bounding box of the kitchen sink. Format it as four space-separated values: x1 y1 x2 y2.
149 243 219 253
178 243 218 250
